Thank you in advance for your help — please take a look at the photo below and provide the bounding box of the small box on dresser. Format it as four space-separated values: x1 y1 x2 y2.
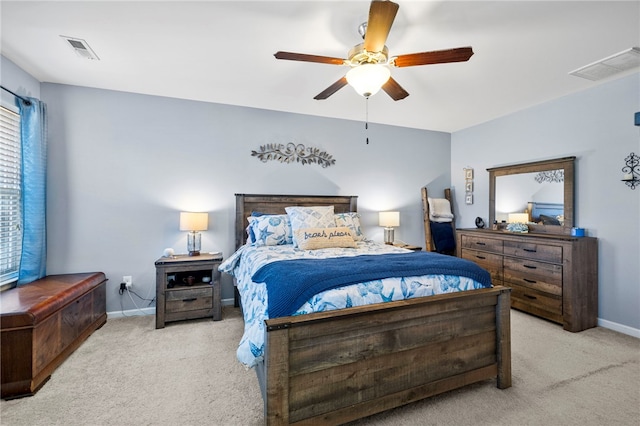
155 253 223 329
457 229 598 332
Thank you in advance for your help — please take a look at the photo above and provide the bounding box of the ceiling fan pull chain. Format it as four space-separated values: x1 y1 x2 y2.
365 97 369 144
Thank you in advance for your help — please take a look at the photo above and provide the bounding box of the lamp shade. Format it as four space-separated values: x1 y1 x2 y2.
346 64 391 97
508 213 529 224
179 212 208 231
379 211 400 227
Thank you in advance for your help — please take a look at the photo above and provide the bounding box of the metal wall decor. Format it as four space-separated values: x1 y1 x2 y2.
534 169 564 183
621 152 639 190
251 143 335 168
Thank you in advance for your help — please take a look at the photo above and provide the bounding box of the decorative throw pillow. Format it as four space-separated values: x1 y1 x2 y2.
334 212 365 241
294 227 357 250
285 205 336 246
248 214 293 246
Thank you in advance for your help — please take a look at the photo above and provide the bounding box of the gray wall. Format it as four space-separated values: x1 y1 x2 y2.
452 73 640 334
40 83 451 315
3 54 639 334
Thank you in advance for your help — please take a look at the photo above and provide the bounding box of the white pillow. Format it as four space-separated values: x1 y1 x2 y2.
334 212 365 241
285 205 336 247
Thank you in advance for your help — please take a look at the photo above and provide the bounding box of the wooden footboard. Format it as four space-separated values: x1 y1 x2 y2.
264 286 511 425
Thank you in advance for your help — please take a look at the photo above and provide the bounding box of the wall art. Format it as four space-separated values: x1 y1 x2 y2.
251 143 335 168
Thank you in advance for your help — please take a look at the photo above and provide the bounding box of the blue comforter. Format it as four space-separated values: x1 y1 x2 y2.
252 251 491 318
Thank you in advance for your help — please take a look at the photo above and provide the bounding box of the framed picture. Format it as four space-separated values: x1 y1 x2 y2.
465 168 474 180
465 194 473 205
465 181 473 192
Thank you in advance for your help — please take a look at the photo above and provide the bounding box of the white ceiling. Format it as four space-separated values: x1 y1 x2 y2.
1 1 639 132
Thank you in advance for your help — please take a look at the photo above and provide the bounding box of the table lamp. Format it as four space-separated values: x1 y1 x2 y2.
379 211 400 244
179 212 208 256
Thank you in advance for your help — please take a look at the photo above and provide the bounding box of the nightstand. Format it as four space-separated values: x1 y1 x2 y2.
392 243 422 252
154 253 223 329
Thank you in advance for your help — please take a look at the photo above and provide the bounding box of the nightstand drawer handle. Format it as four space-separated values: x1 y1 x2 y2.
182 297 197 302
523 278 537 284
523 248 537 253
524 294 537 300
475 255 486 260
523 264 537 269
475 242 486 246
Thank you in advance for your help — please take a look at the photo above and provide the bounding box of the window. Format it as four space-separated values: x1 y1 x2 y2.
0 105 22 287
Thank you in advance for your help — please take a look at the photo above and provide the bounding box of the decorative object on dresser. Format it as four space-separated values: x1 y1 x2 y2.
179 212 208 256
378 211 399 244
457 229 597 332
155 253 222 329
0 273 107 399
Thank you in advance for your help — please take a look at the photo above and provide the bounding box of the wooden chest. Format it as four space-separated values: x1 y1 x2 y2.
457 229 598 332
0 273 107 399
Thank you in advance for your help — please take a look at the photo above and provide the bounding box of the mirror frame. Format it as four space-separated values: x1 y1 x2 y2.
488 156 575 235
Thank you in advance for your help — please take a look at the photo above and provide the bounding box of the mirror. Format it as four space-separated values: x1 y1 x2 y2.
488 156 575 234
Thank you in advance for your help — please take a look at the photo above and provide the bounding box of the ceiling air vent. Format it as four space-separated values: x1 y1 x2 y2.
569 47 640 81
60 35 100 60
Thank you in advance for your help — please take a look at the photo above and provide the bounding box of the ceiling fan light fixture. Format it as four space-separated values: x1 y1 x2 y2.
346 64 391 98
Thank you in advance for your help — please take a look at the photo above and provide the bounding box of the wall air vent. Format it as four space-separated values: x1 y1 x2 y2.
569 47 640 81
60 35 100 60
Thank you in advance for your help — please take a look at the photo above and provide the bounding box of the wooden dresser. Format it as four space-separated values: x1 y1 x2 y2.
457 229 598 332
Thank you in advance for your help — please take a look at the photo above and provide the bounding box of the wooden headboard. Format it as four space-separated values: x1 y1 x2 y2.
234 194 358 249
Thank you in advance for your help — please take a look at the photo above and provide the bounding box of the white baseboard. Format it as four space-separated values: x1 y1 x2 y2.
107 297 235 319
598 318 640 338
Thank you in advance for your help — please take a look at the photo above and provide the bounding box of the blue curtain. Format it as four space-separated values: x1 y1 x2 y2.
17 97 47 285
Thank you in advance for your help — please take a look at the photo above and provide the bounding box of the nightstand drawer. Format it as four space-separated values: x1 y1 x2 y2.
165 286 213 313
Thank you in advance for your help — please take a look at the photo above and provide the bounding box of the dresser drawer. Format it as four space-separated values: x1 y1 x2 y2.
165 287 213 313
509 282 562 324
461 235 503 254
503 241 562 263
461 248 503 284
503 258 562 296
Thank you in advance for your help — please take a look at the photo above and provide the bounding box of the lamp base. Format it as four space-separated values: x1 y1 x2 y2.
383 227 395 245
188 250 200 256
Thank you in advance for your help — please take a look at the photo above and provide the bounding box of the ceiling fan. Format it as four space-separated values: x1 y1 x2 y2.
274 0 473 101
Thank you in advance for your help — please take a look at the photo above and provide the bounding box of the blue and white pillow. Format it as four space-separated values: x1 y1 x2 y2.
334 212 365 241
248 214 293 246
285 205 336 247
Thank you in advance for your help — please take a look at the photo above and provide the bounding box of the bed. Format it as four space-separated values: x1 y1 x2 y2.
223 193 512 425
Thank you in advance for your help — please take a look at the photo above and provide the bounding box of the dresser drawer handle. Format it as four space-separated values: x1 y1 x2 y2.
475 242 486 246
523 248 537 253
523 264 537 269
475 255 486 260
182 297 197 302
523 278 537 284
524 294 537 300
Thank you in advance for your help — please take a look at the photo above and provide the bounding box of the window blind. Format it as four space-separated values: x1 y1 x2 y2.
0 105 22 286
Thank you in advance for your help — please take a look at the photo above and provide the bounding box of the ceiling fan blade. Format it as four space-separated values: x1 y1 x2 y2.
382 77 409 101
363 1 399 53
393 47 474 68
314 77 348 100
274 51 346 65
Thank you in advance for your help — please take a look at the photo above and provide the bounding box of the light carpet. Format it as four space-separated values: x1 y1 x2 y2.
1 307 638 426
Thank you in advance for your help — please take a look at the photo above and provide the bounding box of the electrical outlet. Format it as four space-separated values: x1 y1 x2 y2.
123 275 132 288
